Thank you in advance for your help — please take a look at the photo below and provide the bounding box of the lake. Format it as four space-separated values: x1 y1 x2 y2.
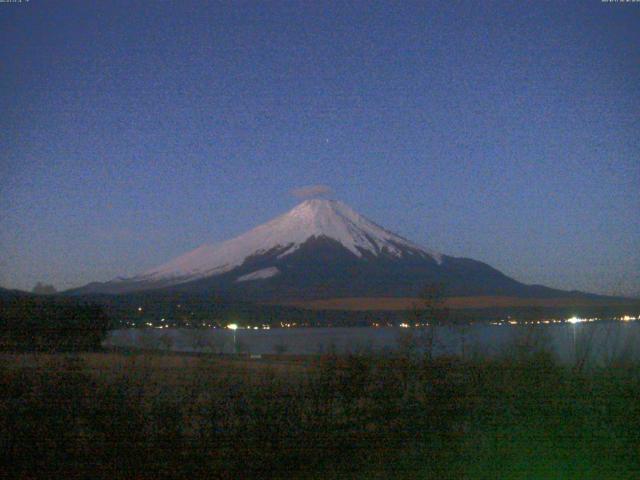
104 321 640 365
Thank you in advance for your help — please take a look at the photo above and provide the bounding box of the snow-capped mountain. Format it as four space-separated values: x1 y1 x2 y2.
140 199 442 284
71 199 580 300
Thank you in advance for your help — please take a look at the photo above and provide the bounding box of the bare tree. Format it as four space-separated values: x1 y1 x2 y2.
185 328 209 353
159 333 174 352
137 329 161 351
274 343 289 355
32 282 57 295
400 283 449 361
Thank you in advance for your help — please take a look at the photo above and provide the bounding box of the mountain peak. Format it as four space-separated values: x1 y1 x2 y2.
288 198 344 219
296 198 337 207
287 198 360 223
127 199 442 284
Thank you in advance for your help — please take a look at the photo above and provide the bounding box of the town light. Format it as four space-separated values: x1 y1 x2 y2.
227 324 238 354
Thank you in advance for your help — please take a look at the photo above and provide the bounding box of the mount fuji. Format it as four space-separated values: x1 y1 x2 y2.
72 199 595 302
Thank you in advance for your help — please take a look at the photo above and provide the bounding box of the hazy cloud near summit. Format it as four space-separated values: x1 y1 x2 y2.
290 185 332 199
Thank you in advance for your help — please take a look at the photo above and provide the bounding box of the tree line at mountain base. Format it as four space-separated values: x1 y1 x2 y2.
65 291 640 330
0 296 112 352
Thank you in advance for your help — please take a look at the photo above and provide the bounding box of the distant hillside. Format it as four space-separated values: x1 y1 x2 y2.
0 287 31 301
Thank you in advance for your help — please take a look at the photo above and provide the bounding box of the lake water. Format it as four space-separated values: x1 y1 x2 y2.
104 322 640 365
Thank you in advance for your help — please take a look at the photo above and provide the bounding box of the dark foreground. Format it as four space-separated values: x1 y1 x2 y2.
1 350 639 479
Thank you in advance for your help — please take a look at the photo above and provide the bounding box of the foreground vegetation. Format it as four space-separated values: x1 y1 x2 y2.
1 347 638 479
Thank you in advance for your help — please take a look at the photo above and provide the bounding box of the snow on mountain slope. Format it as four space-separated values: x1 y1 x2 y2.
236 267 281 282
135 199 442 284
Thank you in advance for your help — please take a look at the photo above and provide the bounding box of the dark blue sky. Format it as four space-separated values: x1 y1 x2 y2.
1 1 638 296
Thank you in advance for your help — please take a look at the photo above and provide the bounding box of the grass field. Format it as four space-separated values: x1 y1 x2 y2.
1 348 639 479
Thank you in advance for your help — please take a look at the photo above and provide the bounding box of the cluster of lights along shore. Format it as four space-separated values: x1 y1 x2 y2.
125 306 639 329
